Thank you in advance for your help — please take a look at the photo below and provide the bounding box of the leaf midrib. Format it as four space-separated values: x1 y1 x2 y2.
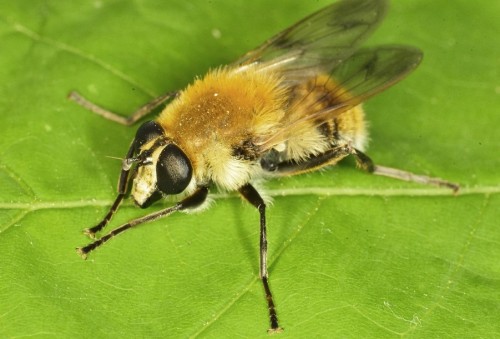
0 185 497 211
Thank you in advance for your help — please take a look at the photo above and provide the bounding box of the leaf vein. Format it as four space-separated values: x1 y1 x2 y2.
9 21 155 97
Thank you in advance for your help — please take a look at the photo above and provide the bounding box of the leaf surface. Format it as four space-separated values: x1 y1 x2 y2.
0 1 498 337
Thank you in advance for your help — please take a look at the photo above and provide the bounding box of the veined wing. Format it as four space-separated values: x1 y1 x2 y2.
257 45 423 149
233 0 388 84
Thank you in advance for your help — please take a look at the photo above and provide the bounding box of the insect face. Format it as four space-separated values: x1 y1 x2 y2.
128 121 193 208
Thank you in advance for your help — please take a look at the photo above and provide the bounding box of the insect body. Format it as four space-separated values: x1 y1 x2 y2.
72 0 458 333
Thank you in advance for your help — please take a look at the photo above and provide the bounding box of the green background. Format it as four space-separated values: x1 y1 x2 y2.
0 0 498 337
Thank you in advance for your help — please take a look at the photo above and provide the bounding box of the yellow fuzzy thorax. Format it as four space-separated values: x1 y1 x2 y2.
158 67 288 140
156 67 288 189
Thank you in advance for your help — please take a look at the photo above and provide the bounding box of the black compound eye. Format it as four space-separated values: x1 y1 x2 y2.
156 144 192 195
133 121 164 149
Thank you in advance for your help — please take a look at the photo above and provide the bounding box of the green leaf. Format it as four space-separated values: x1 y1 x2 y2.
0 0 498 337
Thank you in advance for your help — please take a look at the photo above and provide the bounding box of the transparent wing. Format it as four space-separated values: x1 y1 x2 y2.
258 45 423 148
233 0 389 83
303 45 424 121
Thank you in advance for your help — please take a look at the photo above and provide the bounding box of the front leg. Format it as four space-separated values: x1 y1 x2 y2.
76 186 209 259
238 183 282 333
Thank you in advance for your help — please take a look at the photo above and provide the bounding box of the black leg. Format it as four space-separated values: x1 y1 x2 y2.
239 183 282 333
85 193 125 239
352 148 375 173
84 142 138 238
262 144 353 175
68 90 178 125
76 187 208 259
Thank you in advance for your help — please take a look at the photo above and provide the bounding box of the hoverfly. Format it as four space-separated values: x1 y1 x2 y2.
71 0 459 332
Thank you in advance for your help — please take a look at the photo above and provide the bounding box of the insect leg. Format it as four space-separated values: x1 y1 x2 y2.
68 90 178 125
85 193 126 239
76 186 208 259
263 145 459 193
353 149 460 193
238 183 282 333
261 144 354 175
84 142 137 239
